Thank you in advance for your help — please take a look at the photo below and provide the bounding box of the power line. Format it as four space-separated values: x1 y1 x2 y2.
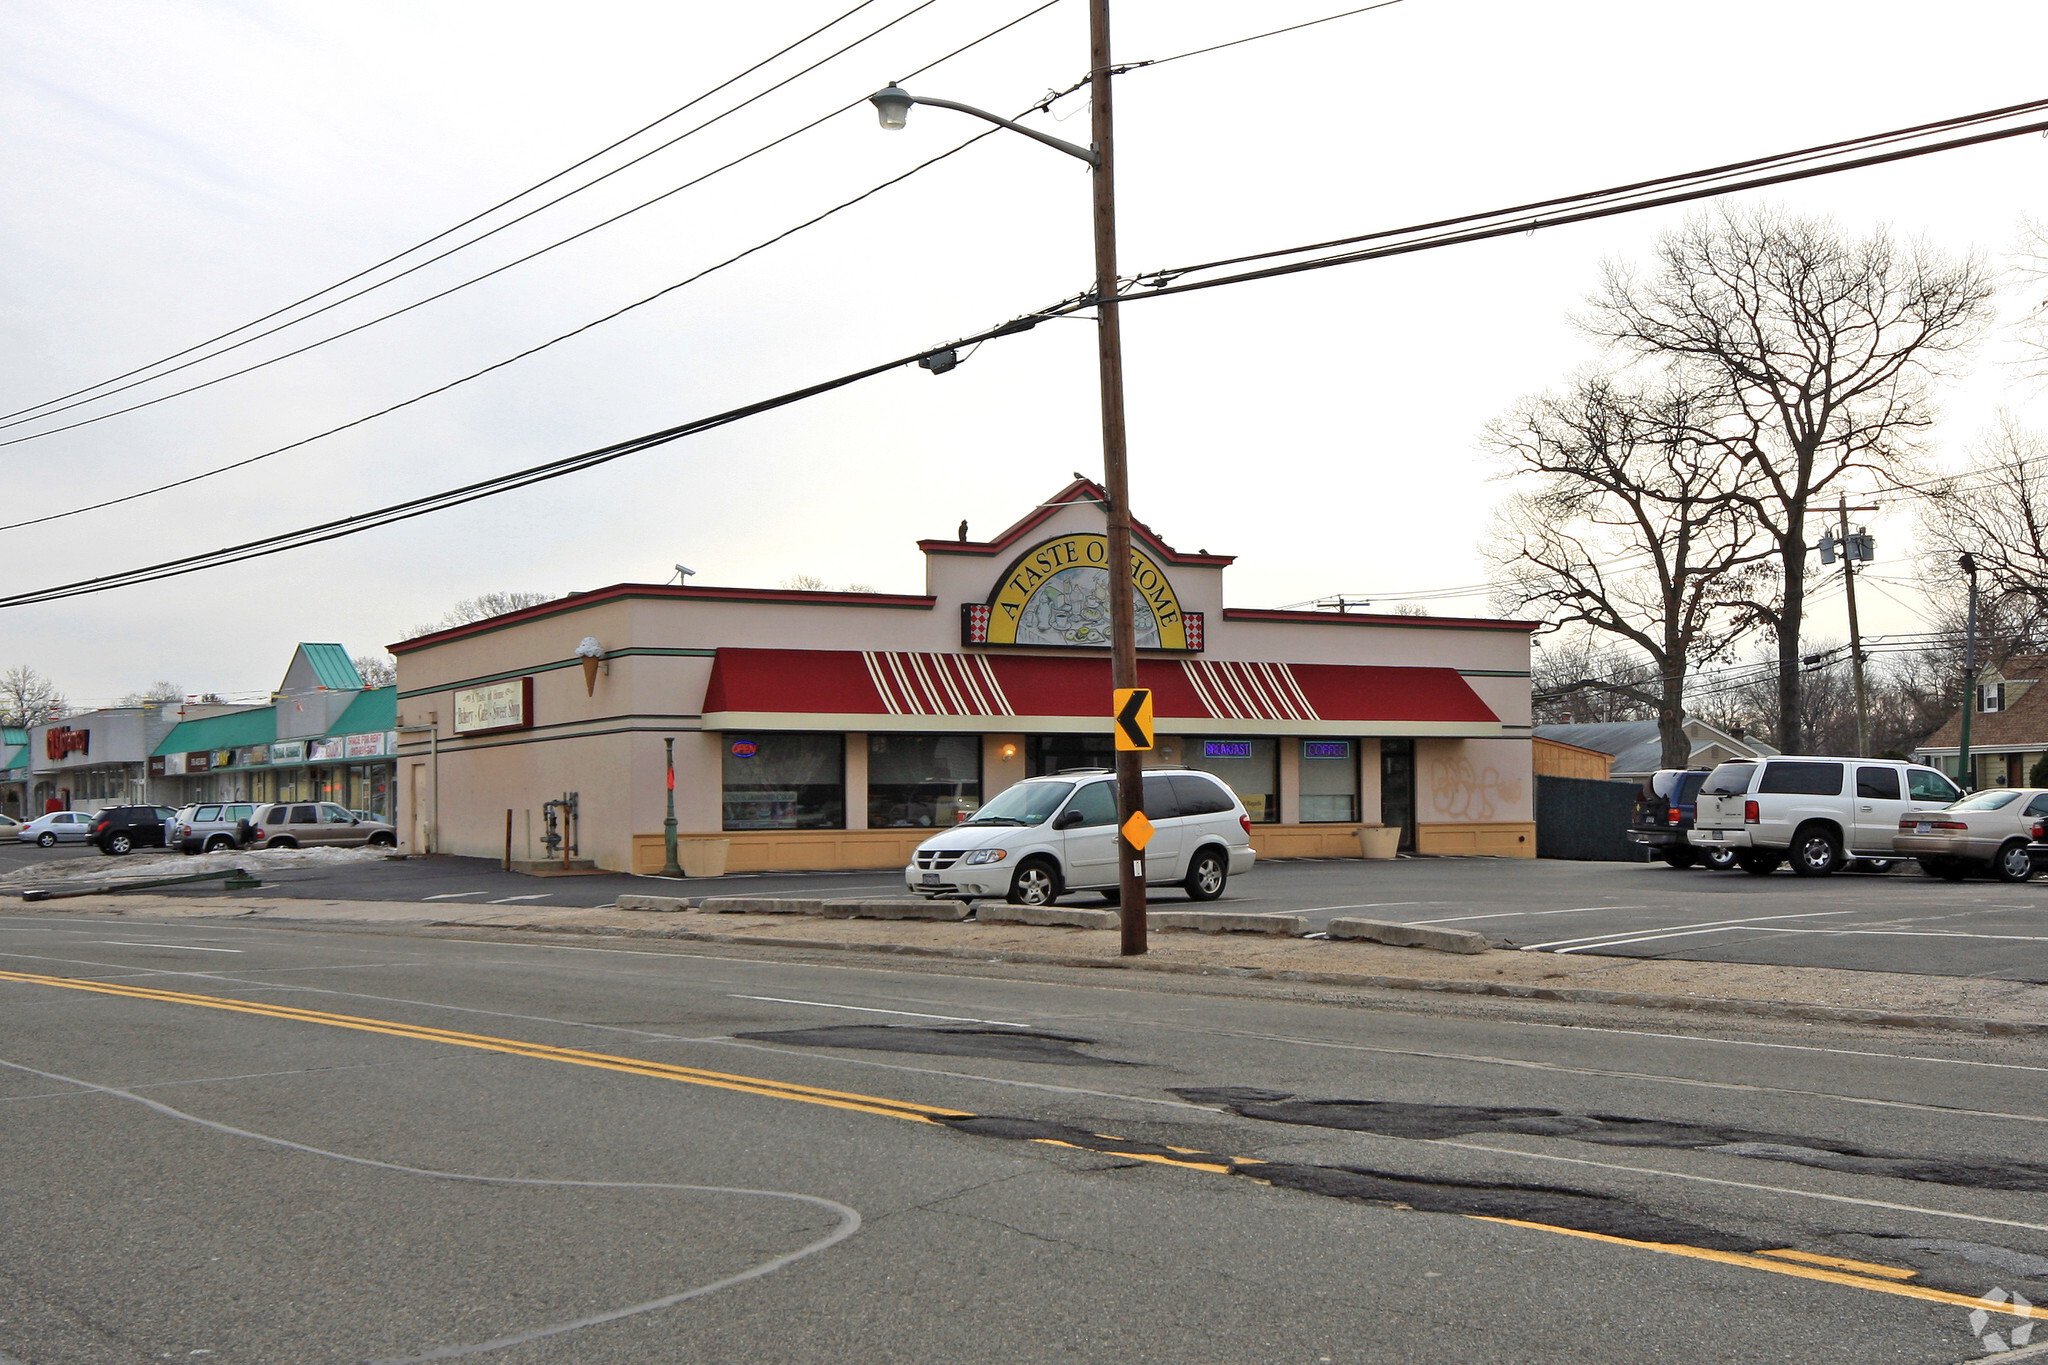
0 2 1066 533
0 0 892 427
1121 1 1406 71
0 0 1056 448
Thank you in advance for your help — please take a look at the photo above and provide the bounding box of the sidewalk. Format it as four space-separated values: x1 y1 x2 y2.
11 892 2048 1036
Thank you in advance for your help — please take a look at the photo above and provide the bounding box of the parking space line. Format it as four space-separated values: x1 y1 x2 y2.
488 895 552 904
92 942 244 954
1524 909 1855 952
1408 905 1647 925
422 891 488 900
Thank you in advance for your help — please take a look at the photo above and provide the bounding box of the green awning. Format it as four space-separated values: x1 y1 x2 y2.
325 686 396 738
152 707 277 757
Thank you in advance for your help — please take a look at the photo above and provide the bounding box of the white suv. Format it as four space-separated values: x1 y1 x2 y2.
906 769 1257 905
1689 756 1963 876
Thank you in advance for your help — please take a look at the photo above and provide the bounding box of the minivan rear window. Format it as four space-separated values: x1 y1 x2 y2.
1168 774 1235 816
1700 764 1756 796
1758 761 1845 796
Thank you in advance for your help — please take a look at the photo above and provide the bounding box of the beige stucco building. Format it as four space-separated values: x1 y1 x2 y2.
391 482 1537 875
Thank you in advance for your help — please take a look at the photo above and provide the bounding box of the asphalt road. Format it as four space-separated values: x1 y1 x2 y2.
6 843 2046 982
3 913 2046 1363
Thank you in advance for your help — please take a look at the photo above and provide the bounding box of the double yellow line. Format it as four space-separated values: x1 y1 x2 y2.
7 966 2044 1324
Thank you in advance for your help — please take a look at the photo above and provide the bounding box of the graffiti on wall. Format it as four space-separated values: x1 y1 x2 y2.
1429 756 1523 822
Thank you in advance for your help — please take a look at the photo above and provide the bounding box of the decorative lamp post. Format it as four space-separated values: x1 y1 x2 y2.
660 737 683 878
870 0 1151 954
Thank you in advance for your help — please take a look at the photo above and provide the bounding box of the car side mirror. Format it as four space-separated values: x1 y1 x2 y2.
1053 810 1085 830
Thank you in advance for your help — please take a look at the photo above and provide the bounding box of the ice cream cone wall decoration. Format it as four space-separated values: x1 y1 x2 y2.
575 637 604 696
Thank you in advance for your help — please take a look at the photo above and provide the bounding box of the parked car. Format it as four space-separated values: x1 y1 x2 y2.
1629 768 1739 870
1689 756 1963 876
87 805 179 855
17 811 96 846
247 802 397 849
906 768 1256 905
1894 787 2048 882
168 802 261 854
0 813 22 839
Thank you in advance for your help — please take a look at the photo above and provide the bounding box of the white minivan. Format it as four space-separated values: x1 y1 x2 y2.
1688 756 1963 876
905 768 1257 905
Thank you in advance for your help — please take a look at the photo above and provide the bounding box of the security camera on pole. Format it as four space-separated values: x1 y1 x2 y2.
869 0 1152 953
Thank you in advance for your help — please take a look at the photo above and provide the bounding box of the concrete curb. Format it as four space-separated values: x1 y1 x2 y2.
1327 917 1488 954
615 894 696 912
973 902 1121 929
441 919 2048 1038
821 898 972 922
1149 911 1306 936
696 897 825 915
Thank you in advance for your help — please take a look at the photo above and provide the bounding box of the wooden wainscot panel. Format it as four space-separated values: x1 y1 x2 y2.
1416 822 1536 857
1248 824 1368 859
632 829 932 875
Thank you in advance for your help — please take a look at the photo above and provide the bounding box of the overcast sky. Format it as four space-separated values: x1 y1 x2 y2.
4 0 2044 707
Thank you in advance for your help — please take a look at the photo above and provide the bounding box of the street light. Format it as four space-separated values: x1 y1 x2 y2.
869 0 1151 955
1958 552 1981 790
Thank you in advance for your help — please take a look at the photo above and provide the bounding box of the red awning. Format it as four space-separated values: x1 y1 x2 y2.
700 649 1500 736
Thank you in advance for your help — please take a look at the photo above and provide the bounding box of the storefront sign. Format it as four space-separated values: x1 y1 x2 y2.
236 746 269 768
45 727 89 761
211 749 235 770
1303 741 1352 759
1203 741 1253 759
162 753 186 776
729 740 758 758
454 677 534 736
270 740 306 765
309 738 345 762
964 533 1200 652
345 732 385 758
185 751 213 773
148 757 166 777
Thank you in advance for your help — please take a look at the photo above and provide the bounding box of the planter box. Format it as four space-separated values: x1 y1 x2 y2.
1358 825 1401 860
678 838 730 877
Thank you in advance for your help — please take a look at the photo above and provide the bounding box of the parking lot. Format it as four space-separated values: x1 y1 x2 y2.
5 838 2046 983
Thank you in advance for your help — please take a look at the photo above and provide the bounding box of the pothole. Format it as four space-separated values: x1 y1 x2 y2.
733 1025 1127 1067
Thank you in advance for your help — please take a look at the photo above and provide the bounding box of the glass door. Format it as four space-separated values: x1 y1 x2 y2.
1380 738 1416 852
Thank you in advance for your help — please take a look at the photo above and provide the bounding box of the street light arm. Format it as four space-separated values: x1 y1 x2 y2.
894 91 1098 165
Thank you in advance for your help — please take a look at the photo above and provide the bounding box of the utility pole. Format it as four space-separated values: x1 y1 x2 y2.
1835 498 1877 757
1957 552 1980 789
1088 0 1146 956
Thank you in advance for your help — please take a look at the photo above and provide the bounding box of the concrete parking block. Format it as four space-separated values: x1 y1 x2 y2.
1326 917 1488 954
614 893 695 912
697 896 826 915
821 898 972 921
973 902 1120 929
1149 911 1306 936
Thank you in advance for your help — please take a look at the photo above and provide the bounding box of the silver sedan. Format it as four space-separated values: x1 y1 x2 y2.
1893 787 2048 881
16 811 98 847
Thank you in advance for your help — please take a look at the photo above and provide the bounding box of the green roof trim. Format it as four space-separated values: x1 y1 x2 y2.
1 745 25 774
1 727 26 747
327 686 396 738
297 642 363 691
152 707 277 757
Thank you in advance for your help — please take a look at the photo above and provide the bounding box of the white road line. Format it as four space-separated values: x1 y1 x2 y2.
92 941 244 953
1505 1020 2048 1076
422 891 488 900
488 895 553 904
1713 925 2048 944
731 994 1028 1028
1430 1138 2048 1234
1523 909 1856 952
1408 905 1648 925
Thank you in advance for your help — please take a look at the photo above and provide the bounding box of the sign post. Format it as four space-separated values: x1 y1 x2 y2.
1111 686 1152 952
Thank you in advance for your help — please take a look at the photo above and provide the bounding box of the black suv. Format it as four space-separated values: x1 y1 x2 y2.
88 806 177 856
1629 769 1736 870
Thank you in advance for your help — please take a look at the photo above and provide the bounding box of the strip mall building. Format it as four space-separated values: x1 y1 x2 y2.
391 483 1537 875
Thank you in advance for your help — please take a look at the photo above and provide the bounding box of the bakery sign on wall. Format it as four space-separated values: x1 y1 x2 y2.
961 533 1203 652
454 677 534 736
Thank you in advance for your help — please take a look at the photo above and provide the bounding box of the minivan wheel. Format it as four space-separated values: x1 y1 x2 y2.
1789 825 1842 877
1701 846 1740 871
1735 851 1781 875
1006 857 1061 907
1184 848 1228 901
107 833 133 856
36 832 56 848
1995 839 2036 883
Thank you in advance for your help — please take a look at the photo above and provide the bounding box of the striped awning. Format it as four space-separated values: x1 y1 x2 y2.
700 649 1499 736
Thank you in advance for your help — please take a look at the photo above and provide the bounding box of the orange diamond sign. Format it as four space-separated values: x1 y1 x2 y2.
1121 810 1154 852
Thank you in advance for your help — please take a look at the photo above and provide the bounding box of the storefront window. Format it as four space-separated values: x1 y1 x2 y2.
1186 738 1279 822
1027 734 1114 777
722 734 845 830
1299 739 1360 822
868 734 981 828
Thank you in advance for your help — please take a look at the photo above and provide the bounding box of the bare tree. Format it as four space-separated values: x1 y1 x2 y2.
782 575 880 593
1585 204 1996 752
403 591 556 639
2013 214 2048 383
352 653 397 688
1487 371 1770 766
117 681 184 707
1921 414 2048 617
1528 630 1660 725
0 666 67 727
